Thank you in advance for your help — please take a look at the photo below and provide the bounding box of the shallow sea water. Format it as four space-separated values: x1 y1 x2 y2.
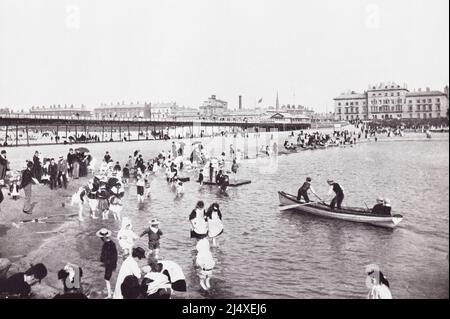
1 132 448 298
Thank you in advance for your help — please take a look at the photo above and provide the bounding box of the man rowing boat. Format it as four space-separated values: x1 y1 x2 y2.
325 179 344 210
297 177 321 203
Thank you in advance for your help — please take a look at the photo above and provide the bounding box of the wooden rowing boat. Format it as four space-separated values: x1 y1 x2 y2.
278 191 403 229
258 144 332 157
203 180 251 187
258 148 304 157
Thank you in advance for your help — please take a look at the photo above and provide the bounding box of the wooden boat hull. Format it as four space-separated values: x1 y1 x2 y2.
278 191 403 229
204 180 251 187
258 148 305 157
259 145 331 157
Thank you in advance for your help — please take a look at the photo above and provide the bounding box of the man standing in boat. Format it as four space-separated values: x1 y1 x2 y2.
325 179 344 210
297 177 321 203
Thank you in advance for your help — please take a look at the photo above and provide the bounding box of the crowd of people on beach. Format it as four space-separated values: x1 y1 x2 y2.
259 129 362 156
0 148 94 214
0 125 401 299
0 139 239 299
259 120 438 156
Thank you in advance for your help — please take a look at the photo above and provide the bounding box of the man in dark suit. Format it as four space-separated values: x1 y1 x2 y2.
0 150 8 180
67 148 75 178
20 162 36 214
57 155 68 189
48 159 58 190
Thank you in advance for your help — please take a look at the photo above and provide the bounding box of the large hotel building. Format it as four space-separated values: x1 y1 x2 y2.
334 82 449 121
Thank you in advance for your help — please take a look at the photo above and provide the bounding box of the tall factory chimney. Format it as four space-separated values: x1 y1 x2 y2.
276 92 279 111
239 95 242 110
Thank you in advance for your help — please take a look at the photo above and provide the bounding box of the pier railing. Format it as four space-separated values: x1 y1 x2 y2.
0 113 312 147
0 113 311 124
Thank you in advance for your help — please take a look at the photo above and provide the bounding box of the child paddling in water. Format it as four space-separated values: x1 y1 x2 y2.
108 188 123 221
231 159 238 183
206 203 224 247
97 185 110 220
175 181 184 197
195 238 215 291
117 217 139 257
136 175 145 203
144 172 152 198
86 179 99 219
197 168 204 186
9 179 20 200
140 219 163 259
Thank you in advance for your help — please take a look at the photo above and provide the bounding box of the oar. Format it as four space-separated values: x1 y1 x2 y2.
279 202 316 211
363 201 371 212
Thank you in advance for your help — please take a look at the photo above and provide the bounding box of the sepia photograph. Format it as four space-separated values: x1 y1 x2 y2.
0 0 448 307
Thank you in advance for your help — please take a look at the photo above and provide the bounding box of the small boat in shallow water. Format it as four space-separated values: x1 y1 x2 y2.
278 191 403 229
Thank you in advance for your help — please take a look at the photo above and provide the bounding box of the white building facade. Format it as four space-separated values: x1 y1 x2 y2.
93 102 151 119
151 102 177 120
334 82 449 121
199 95 228 117
93 101 178 120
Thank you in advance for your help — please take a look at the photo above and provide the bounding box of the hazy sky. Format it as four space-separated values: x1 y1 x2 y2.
0 0 449 112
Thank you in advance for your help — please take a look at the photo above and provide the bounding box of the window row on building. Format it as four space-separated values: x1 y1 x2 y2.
333 82 449 121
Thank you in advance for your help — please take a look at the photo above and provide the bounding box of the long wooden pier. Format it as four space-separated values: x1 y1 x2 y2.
0 114 311 147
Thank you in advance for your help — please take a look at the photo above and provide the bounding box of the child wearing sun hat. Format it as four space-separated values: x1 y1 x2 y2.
140 219 163 259
195 238 215 291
